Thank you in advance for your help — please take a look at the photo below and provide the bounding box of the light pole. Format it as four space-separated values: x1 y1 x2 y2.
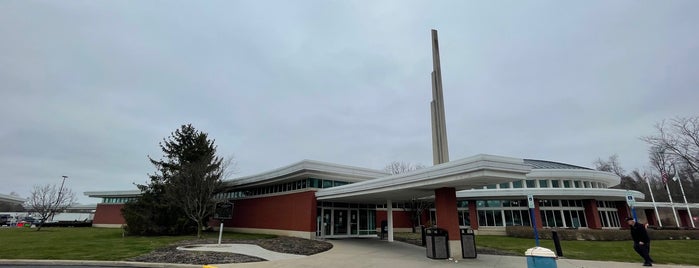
51 176 68 222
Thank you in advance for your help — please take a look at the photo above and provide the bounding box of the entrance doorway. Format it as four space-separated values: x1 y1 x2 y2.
317 202 377 238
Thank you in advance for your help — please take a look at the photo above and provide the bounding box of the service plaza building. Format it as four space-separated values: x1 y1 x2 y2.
86 156 657 255
84 31 696 258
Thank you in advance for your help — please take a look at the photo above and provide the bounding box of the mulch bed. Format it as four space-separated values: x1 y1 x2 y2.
127 236 333 265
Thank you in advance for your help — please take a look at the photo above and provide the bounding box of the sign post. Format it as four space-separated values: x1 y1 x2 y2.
626 191 637 222
213 202 234 245
527 194 539 247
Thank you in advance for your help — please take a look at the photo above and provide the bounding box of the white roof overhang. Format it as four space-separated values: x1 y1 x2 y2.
84 190 142 198
456 188 645 201
223 160 389 189
316 154 531 204
0 193 25 204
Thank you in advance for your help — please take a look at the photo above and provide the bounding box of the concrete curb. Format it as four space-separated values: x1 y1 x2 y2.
0 259 200 267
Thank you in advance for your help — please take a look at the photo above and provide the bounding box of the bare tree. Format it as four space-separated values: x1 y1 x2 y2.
384 161 429 232
642 116 699 174
384 161 425 175
26 184 76 231
593 154 626 177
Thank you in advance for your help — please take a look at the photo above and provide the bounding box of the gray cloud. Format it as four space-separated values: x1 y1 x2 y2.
1 1 698 203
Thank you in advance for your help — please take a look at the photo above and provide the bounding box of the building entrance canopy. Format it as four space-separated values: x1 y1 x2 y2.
316 154 531 204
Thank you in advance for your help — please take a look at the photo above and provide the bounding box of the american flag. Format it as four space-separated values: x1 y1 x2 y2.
661 172 669 185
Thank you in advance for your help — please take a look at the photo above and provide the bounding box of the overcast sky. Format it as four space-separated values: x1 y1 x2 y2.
2 1 698 204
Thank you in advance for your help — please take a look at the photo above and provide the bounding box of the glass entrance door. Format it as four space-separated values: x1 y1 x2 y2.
333 209 348 235
350 210 358 235
323 209 332 236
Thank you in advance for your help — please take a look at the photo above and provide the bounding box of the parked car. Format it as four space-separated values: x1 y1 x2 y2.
19 216 39 226
0 214 11 226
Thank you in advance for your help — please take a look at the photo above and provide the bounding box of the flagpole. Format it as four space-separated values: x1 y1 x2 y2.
674 166 695 228
644 173 662 227
663 172 680 227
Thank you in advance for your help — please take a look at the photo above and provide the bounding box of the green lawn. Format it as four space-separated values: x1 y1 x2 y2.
0 227 274 261
394 232 699 265
476 235 699 265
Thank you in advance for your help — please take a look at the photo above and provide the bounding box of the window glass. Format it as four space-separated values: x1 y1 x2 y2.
551 180 560 188
322 180 333 188
563 180 572 188
526 180 536 188
574 181 581 188
487 200 502 207
512 180 523 188
539 180 548 188
499 182 510 189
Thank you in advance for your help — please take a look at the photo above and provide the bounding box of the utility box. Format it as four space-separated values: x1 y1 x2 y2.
425 227 449 259
525 247 557 268
460 228 477 258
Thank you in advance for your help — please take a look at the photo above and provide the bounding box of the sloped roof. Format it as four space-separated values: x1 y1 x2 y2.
524 159 591 170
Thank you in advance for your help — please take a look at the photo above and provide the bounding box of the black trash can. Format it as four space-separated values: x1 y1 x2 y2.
460 228 477 258
380 220 388 239
425 227 449 259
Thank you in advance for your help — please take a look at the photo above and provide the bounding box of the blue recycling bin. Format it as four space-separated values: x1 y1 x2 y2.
525 247 557 268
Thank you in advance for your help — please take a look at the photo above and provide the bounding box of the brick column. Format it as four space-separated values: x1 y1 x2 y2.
679 210 690 228
616 202 631 228
468 201 478 230
435 187 461 258
644 209 657 226
584 199 602 229
533 198 543 228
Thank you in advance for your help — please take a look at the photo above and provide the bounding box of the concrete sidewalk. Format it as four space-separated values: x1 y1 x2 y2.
212 238 698 268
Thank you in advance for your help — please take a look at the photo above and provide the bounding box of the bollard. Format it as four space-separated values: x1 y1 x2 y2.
551 231 563 257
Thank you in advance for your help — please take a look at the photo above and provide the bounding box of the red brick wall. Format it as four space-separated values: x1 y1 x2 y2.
93 204 126 225
226 191 317 232
376 210 414 228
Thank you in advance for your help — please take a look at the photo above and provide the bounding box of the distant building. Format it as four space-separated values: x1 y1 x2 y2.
0 193 24 205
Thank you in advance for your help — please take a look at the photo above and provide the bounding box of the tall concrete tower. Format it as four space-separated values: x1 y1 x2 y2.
430 29 450 165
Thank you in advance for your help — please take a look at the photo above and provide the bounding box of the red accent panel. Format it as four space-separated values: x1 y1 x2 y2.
533 199 543 229
584 199 602 229
679 210 690 227
93 204 126 225
644 209 657 226
468 201 478 230
435 187 459 241
376 210 414 228
227 191 316 232
617 202 631 228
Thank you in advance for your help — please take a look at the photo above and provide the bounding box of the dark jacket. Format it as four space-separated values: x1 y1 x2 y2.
629 222 650 243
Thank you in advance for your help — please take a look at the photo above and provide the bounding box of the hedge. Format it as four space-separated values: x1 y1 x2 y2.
505 226 699 241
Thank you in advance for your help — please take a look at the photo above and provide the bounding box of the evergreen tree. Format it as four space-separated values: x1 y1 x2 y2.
123 124 225 237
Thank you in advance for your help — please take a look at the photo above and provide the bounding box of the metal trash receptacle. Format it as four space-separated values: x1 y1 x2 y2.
380 220 388 239
425 227 449 259
525 247 557 268
460 228 477 258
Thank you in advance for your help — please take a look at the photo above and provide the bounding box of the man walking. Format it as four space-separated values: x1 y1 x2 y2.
626 217 653 266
